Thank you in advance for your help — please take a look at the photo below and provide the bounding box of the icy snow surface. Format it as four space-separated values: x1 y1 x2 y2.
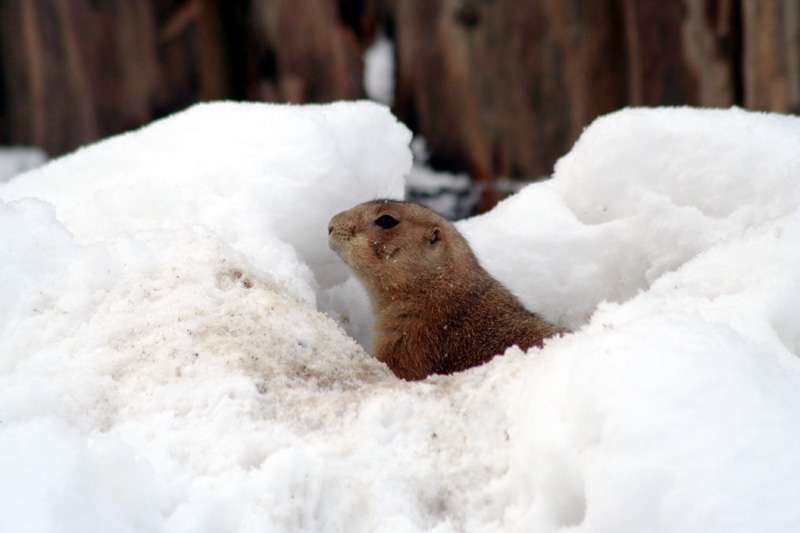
2 103 800 533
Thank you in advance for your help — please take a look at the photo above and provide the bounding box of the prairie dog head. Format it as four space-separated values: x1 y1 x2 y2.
328 200 473 293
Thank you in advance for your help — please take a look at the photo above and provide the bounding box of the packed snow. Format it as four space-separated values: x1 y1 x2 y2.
2 102 800 533
0 147 46 182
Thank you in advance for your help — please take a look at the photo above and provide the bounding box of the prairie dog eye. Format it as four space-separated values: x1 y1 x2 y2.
374 214 400 229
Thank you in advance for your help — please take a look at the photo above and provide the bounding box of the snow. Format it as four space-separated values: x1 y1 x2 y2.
3 103 800 532
404 137 532 221
405 161 477 221
0 147 46 182
0 102 409 301
459 107 800 328
403 136 479 220
363 34 395 106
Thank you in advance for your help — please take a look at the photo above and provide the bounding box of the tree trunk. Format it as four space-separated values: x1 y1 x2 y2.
623 0 738 106
393 0 627 187
743 0 800 112
246 0 365 103
0 0 163 155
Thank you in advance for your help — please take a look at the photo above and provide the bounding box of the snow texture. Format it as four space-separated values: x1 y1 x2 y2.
0 147 46 182
2 103 800 533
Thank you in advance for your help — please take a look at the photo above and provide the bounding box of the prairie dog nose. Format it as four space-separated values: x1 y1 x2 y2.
328 212 351 235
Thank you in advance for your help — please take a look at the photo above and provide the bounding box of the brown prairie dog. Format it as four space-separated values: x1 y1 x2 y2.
328 199 565 380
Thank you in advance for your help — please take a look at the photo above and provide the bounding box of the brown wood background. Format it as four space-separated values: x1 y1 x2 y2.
0 0 797 186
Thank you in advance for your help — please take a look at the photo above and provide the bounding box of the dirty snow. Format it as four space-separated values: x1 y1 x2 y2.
2 103 800 533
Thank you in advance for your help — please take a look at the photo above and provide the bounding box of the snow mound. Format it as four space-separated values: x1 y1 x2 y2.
1 101 411 301
461 107 800 532
0 198 515 533
461 107 800 328
3 105 800 532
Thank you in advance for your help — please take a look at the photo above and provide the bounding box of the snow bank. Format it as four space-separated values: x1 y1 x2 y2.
461 107 800 532
3 104 800 532
460 107 800 328
1 101 410 300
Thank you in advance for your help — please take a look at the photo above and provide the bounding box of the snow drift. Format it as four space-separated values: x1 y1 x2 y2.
2 103 800 533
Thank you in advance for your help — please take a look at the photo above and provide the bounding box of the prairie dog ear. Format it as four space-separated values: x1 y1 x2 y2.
426 226 441 245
